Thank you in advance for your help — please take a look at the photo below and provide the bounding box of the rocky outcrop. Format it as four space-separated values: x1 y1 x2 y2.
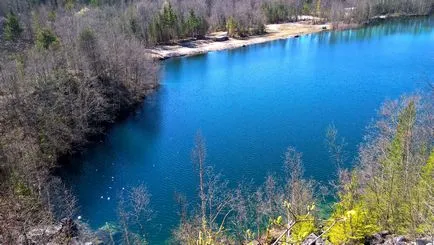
365 231 433 245
26 224 63 244
23 218 94 245
251 229 433 245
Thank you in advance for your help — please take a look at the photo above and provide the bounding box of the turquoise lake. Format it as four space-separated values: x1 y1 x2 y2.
62 17 434 244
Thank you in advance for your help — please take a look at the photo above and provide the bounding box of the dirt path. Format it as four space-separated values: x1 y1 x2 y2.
146 20 331 60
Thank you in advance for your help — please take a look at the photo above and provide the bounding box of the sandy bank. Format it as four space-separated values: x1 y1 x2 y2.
146 20 331 59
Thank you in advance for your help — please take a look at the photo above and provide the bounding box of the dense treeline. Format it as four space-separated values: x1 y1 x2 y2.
1 0 433 43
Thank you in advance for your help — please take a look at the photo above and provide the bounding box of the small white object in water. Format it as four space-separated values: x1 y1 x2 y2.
153 164 155 167
107 197 111 201
77 216 82 220
122 187 125 190
108 186 112 189
100 196 103 199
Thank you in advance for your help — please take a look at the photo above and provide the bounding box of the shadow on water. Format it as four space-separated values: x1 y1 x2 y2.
57 89 164 188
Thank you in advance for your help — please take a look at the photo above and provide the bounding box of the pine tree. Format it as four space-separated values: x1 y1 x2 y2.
36 28 58 50
4 12 23 41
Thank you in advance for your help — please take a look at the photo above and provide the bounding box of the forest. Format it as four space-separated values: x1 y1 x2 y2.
0 0 433 244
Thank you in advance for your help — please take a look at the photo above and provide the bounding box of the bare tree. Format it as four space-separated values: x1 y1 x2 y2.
118 184 154 245
192 131 207 230
325 124 348 176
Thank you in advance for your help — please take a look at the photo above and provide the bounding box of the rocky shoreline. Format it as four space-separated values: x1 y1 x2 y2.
20 220 433 245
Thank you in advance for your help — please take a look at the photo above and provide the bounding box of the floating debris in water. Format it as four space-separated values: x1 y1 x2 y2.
107 197 111 201
77 216 82 220
100 196 103 199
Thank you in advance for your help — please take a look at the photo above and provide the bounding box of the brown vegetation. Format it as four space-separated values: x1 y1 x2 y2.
173 133 319 244
0 0 433 244
2 0 433 46
0 2 158 244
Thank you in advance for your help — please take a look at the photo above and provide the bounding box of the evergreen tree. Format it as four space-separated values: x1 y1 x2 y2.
36 28 58 50
226 17 238 37
4 12 23 41
186 10 200 38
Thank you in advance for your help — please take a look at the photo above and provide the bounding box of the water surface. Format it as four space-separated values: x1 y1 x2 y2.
62 17 434 243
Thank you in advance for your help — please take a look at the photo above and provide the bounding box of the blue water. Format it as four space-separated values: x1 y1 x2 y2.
62 17 434 243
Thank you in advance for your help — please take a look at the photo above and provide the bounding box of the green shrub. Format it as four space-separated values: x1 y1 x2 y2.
147 2 179 44
262 3 290 23
325 173 380 244
226 17 237 37
36 28 59 49
326 204 380 244
14 181 32 196
90 0 101 7
184 10 207 38
4 12 23 41
48 11 56 22
291 216 316 243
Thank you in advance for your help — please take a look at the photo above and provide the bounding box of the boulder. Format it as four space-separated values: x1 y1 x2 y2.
416 238 434 245
302 233 324 245
207 32 229 42
365 233 384 244
394 236 409 244
27 224 62 244
25 218 89 245
379 230 390 236
212 35 229 42
365 231 392 244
